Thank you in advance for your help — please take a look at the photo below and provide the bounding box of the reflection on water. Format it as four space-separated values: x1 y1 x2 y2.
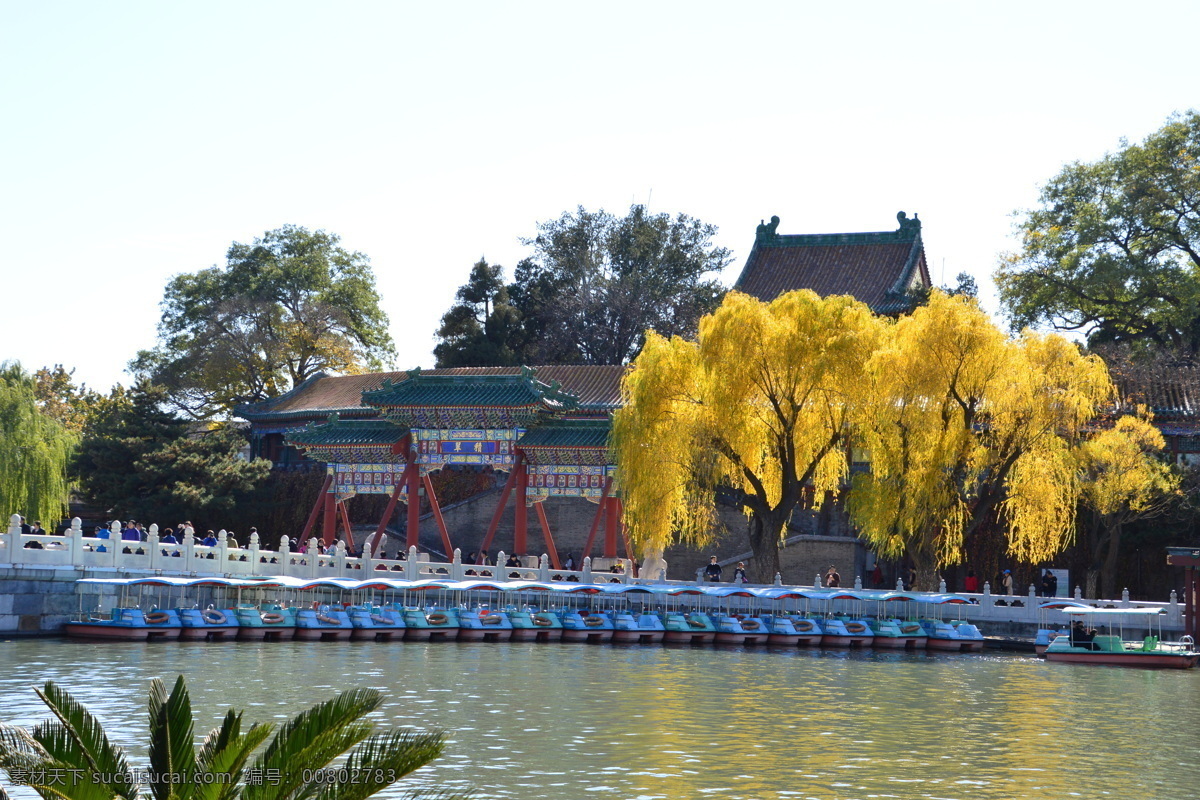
0 639 1197 799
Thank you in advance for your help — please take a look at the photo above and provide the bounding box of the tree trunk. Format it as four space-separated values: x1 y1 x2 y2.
907 540 938 591
747 511 785 584
1099 521 1123 601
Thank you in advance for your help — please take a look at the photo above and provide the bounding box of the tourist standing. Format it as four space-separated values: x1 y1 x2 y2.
564 552 576 571
704 556 722 582
1001 569 1014 596
825 565 841 588
963 569 979 593
1041 569 1058 598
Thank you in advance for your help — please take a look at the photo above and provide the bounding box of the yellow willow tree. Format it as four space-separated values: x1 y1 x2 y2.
1078 414 1180 599
611 290 884 583
848 291 1113 588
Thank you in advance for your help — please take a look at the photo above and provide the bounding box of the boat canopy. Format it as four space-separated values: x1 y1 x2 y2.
1058 607 1166 616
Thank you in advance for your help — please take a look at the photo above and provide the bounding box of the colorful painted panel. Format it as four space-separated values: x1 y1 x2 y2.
413 428 520 469
527 464 615 501
330 463 408 500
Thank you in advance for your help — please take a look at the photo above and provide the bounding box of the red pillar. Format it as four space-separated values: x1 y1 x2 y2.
406 462 421 550
514 459 528 556
603 496 618 558
321 492 336 547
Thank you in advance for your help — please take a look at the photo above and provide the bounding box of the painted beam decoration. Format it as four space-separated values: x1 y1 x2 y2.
333 463 408 500
414 428 518 469
528 464 615 502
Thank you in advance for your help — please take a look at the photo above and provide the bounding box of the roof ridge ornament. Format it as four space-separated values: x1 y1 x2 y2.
755 215 781 243
896 211 921 236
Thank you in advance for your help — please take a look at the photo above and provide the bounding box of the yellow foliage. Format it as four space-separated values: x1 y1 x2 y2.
848 292 1113 568
612 290 884 560
1078 415 1178 519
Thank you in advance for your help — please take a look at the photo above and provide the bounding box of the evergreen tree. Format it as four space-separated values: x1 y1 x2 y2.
74 383 270 528
433 259 523 367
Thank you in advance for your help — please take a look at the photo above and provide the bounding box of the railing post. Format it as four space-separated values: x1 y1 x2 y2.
308 538 320 578
108 521 121 569
216 530 229 572
249 531 260 573
406 546 419 581
148 524 161 570
982 581 994 608
5 513 20 559
451 548 462 580
182 528 195 572
68 517 83 566
361 540 373 574
775 573 783 586
1074 585 1083 600
1028 583 1037 603
1169 589 1182 627
855 575 863 590
539 554 550 582
582 556 593 584
497 551 508 581
334 540 347 576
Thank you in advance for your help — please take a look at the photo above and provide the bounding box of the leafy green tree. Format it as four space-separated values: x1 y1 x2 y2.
996 110 1200 352
74 383 270 529
32 365 104 434
0 676 468 800
133 225 396 419
0 362 77 527
518 204 730 364
433 259 523 367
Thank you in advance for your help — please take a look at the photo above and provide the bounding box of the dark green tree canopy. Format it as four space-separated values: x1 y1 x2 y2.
73 383 269 529
133 225 396 418
433 205 730 367
996 110 1200 352
433 259 523 367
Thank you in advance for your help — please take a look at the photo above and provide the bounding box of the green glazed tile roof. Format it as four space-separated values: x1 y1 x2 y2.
286 417 406 448
518 419 611 449
363 367 579 411
734 212 930 315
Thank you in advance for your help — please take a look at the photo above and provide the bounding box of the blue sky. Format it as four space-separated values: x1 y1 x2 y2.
2 1 1197 391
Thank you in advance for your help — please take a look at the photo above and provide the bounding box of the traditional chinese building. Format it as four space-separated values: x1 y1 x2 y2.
237 365 627 565
734 211 930 312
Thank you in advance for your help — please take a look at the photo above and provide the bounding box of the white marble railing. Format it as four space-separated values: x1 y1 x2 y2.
0 515 632 584
0 515 1184 630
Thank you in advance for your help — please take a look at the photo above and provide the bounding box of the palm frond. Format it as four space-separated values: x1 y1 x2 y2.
190 722 274 800
306 729 471 800
147 676 195 800
32 683 136 799
243 689 383 800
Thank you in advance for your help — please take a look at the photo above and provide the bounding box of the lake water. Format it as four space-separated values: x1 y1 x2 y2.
0 638 1197 799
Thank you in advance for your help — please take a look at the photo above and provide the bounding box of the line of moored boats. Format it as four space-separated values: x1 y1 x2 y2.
64 576 987 651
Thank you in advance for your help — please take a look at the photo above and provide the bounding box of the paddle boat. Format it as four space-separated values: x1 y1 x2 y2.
508 608 562 641
712 614 764 645
347 605 406 640
560 610 615 643
234 604 297 640
402 607 460 641
820 616 874 647
659 610 716 644
1043 607 1199 669
459 608 514 641
785 615 824 646
1034 600 1088 654
295 604 354 640
178 606 239 640
609 610 666 644
755 614 806 646
65 607 183 640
